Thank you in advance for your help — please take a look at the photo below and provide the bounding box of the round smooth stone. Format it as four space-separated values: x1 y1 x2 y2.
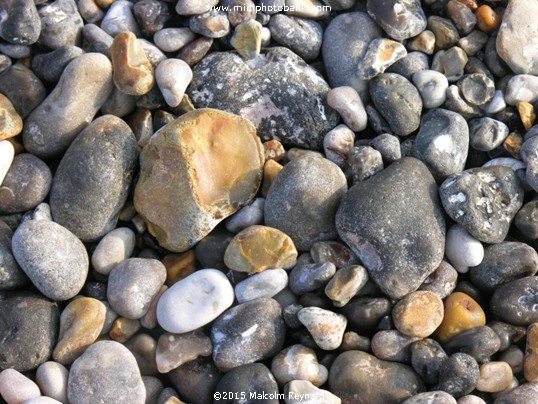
458 73 495 106
327 86 368 132
155 59 193 108
157 269 234 334
298 307 347 351
230 19 262 61
444 326 501 364
419 261 458 300
268 14 322 62
411 339 448 385
12 220 89 301
36 362 69 404
476 362 513 392
412 70 449 109
38 0 84 49
0 0 41 45
371 330 420 362
504 74 538 106
0 369 40 403
435 292 486 343
190 10 230 38
271 344 328 387
91 227 136 275
445 224 484 273
324 265 368 307
490 276 538 325
323 125 355 168
225 197 265 234
234 268 288 303
393 291 444 338
366 0 426 41
153 28 196 53
289 261 336 296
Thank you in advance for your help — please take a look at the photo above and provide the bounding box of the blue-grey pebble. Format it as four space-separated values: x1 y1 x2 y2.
469 117 509 152
0 0 41 45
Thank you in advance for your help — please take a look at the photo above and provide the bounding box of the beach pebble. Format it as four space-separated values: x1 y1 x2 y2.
0 220 27 291
366 0 426 41
0 140 14 186
524 323 538 382
269 15 322 62
12 220 89 301
404 391 457 404
371 330 420 362
153 28 196 53
234 268 288 303
411 339 448 385
447 0 476 34
100 0 140 36
91 228 136 275
38 0 83 49
284 380 341 404
36 362 69 404
211 297 286 371
52 298 106 365
515 200 538 239
324 265 368 307
0 292 59 372
469 118 509 152
230 19 262 61
190 10 230 38
225 198 265 234
298 307 346 350
82 23 113 54
493 383 538 403
326 87 367 132
445 224 484 273
347 146 384 183
357 38 407 80
31 46 84 84
0 369 40 404
490 276 538 326
289 261 336 295
50 115 136 242
412 70 449 109
0 65 46 120
428 16 460 50
0 0 41 45
458 73 495 106
476 362 513 392
444 326 501 364
0 94 23 141
504 75 538 106
436 353 479 398
271 344 328 386
155 59 192 108
336 158 445 299
132 0 169 35
323 125 355 167
156 331 212 373
370 73 422 136
393 291 444 338
214 363 279 403
67 341 145 404
435 292 485 343
157 269 234 333
142 377 164 404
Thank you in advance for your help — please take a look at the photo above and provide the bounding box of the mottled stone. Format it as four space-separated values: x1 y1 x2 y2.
490 277 538 326
0 94 22 141
235 268 288 303
269 15 322 62
357 38 407 80
458 73 495 106
38 0 83 49
271 344 328 386
231 19 262 61
156 331 212 373
393 291 444 338
0 0 41 45
325 265 368 307
412 70 449 109
100 0 140 36
133 0 169 35
444 326 501 364
367 0 426 41
336 158 445 299
428 16 460 49
435 292 486 343
12 220 88 301
298 307 346 350
436 353 479 398
214 363 278 404
190 10 230 38
411 339 448 385
469 117 509 152
476 362 513 392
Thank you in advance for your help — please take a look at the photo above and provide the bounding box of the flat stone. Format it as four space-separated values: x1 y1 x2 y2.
156 331 212 373
367 0 426 41
0 0 41 45
157 269 234 334
23 53 113 159
336 158 446 299
458 73 495 106
50 115 137 242
445 224 484 273
469 117 509 152
12 220 89 301
91 227 136 275
188 47 338 149
67 341 145 404
36 362 69 404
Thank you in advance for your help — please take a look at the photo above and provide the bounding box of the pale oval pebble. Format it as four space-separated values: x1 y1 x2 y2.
153 28 196 53
445 224 484 273
504 74 538 106
484 90 506 114
271 344 328 387
155 331 212 373
155 59 193 108
476 361 513 393
0 140 15 186
326 86 367 132
91 227 136 275
323 124 355 168
36 361 69 404
156 269 235 333
0 369 41 404
234 268 288 303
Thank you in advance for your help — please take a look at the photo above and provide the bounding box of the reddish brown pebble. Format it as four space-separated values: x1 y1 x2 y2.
475 5 501 33
263 139 286 162
504 132 524 160
177 37 213 66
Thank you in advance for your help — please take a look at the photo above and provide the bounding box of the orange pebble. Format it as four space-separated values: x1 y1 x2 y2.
435 292 486 343
475 5 501 33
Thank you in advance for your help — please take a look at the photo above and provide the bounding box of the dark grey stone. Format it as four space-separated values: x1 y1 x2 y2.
214 363 279 404
371 330 419 363
370 133 401 163
0 291 59 372
515 200 538 239
367 0 426 41
413 108 469 180
0 0 41 45
490 276 538 326
0 220 27 290
194 228 234 270
369 73 423 137
411 339 448 385
435 353 479 398
336 158 446 299
38 0 83 49
31 45 84 82
265 156 347 251
289 261 336 295
488 321 526 352
82 23 113 55
168 357 222 404
386 51 429 81
50 115 137 242
0 64 46 118
469 117 509 152
269 15 322 62
458 73 495 106
493 382 538 403
188 47 338 150
443 326 501 364
340 297 392 334
439 166 524 243
133 0 170 36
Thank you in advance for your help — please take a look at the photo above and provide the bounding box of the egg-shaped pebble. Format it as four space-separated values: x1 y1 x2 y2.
0 369 40 404
91 227 136 275
445 224 484 273
36 361 69 404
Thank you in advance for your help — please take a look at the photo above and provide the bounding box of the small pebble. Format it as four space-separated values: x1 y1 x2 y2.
505 75 538 106
435 292 486 343
289 261 336 295
190 10 230 38
393 291 444 338
109 317 141 343
412 70 449 109
100 0 140 37
0 94 23 141
447 0 476 34
132 0 169 36
436 353 479 398
366 0 426 41
225 197 265 234
0 140 14 186
476 361 513 392
234 268 288 303
357 38 407 80
38 0 84 49
326 86 368 132
518 102 536 131
445 224 484 273
91 227 136 275
419 261 458 299
469 117 509 152
271 344 328 386
156 331 212 373
268 15 322 62
36 362 69 404
297 307 346 350
324 265 368 307
428 16 460 49
444 326 501 364
155 59 192 108
231 19 262 61
0 369 40 404
458 73 495 106
323 125 355 168
310 241 357 269
407 30 435 55
458 31 488 57
153 28 196 53
346 145 384 183
371 330 420 363
491 276 538 326
411 338 448 385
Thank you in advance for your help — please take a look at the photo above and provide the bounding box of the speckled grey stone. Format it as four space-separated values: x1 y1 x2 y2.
12 220 89 301
386 51 429 81
31 46 84 83
38 0 83 49
269 15 322 62
490 276 538 326
469 117 509 152
435 353 479 398
0 0 41 45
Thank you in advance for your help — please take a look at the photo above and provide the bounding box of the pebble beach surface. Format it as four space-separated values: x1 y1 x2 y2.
1 0 538 403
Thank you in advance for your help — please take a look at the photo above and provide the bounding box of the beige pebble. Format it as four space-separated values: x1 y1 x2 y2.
156 331 212 373
476 361 513 392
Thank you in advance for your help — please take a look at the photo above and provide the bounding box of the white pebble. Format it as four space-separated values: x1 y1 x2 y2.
323 124 355 168
0 369 41 404
0 140 14 186
153 28 196 53
234 268 288 303
326 87 367 132
155 59 193 108
445 224 484 273
36 361 68 404
484 90 506 114
91 227 136 275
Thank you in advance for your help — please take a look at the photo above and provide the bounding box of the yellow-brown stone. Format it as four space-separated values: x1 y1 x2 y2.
475 5 501 33
261 159 283 197
435 292 486 343
224 225 298 274
0 94 23 140
230 19 262 60
518 102 536 131
110 31 154 96
109 317 141 343
524 323 538 382
476 361 513 392
504 132 523 160
263 139 286 162
134 108 265 252
52 297 106 365
393 291 444 338
162 250 197 286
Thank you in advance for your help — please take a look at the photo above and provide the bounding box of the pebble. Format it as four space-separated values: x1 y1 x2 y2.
496 0 538 75
224 225 298 273
369 73 423 137
49 115 136 242
435 292 486 343
155 59 192 108
289 261 336 295
325 265 368 307
437 48 468 82
475 5 501 33
211 297 285 371
284 0 330 19
52 297 106 365
229 19 261 61
23 53 113 159
476 362 513 393
490 322 526 352
490 276 538 326
176 0 219 16
392 291 444 338
143 376 164 404
524 323 538 382
439 166 524 244
387 51 429 81
369 133 401 163
0 154 51 214
0 140 14 187
91 227 136 275
407 30 435 55
0 94 23 141
297 307 346 350
82 23 113 54
329 350 424 403
268 15 322 62
38 0 84 49
367 0 426 41
413 108 469 180
504 75 538 106
77 0 105 24
177 36 213 66
234 268 288 303
411 339 448 385
225 198 264 234
444 326 501 364
469 117 510 152
515 200 538 239
336 158 445 299
445 224 484 273
190 10 230 38
323 125 355 167
271 344 328 386
521 135 538 192
428 16 460 49
261 159 283 197
189 47 338 149
322 12 382 97
100 87 136 118
132 0 169 36
153 28 196 53
436 353 479 398
419 261 458 299
31 46 84 84
347 146 385 182
0 0 41 45
0 369 41 404
311 241 358 268
0 220 27 290
156 331 212 373
518 102 536 131
156 269 234 334
0 292 59 372
214 363 279 404
36 362 69 404
358 38 407 80
447 0 476 34
12 220 89 301
265 156 347 251
125 334 158 376
326 87 367 132
371 330 420 362
412 70 449 109
470 242 538 293
134 109 264 252
484 90 507 114
404 391 457 404
458 73 495 106
0 65 46 120
458 31 488 57
100 0 140 37
493 383 538 403
284 380 341 404
67 341 145 404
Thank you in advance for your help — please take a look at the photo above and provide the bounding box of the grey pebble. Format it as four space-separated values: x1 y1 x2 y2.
38 0 84 49
225 197 265 234
0 64 47 119
82 24 113 55
31 46 84 83
412 70 449 109
0 0 41 45
269 14 323 62
190 10 230 38
411 338 448 385
370 133 401 163
490 276 538 326
386 51 429 81
100 0 140 37
469 117 509 152
289 261 336 295
515 200 538 239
